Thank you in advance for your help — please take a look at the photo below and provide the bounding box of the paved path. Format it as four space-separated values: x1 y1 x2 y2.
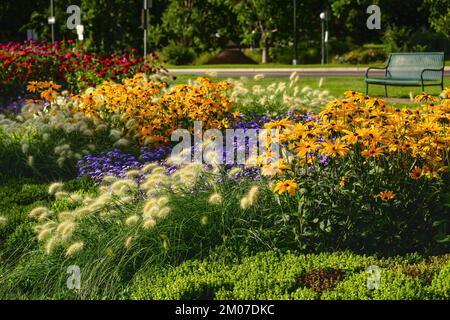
168 67 450 78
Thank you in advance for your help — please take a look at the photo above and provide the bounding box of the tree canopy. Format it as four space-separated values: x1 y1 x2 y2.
0 0 448 62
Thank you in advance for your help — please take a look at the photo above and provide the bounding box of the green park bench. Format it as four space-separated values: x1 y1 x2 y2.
365 52 445 97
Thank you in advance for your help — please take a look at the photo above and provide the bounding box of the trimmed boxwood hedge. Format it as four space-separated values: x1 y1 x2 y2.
129 251 450 300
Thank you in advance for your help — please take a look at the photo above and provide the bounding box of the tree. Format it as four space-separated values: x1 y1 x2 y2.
330 0 431 44
423 0 450 37
157 0 238 52
227 0 291 63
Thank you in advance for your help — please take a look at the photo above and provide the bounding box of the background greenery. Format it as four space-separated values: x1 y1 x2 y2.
1 0 449 64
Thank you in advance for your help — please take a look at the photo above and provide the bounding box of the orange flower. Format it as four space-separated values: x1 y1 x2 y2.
294 139 318 157
361 147 383 158
339 176 349 188
409 166 422 180
379 190 395 201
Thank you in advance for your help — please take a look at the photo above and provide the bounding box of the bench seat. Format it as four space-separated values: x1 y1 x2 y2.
365 78 423 86
365 52 444 97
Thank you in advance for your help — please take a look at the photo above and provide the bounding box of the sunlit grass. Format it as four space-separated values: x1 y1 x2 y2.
172 75 449 112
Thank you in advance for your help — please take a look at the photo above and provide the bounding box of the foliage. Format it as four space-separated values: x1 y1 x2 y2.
0 0 447 64
157 0 238 52
0 176 95 264
227 73 332 114
130 251 450 300
423 0 450 37
161 41 196 65
0 40 163 101
261 90 450 254
343 46 387 64
0 91 117 179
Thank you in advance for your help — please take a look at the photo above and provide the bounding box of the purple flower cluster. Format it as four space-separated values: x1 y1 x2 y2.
76 110 323 183
228 109 315 130
141 145 172 163
77 149 142 182
77 146 175 183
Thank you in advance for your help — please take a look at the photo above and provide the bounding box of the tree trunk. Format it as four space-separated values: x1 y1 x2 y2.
261 46 270 64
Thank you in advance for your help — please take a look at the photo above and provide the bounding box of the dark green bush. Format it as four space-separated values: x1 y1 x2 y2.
343 47 388 64
162 41 196 65
269 43 320 64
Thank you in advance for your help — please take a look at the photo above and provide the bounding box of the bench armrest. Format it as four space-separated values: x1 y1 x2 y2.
420 68 444 81
365 66 387 79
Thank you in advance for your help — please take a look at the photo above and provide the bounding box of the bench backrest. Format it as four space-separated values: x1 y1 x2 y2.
387 52 444 80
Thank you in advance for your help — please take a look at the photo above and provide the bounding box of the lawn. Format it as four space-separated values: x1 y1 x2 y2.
172 75 450 112
166 63 377 69
166 61 450 69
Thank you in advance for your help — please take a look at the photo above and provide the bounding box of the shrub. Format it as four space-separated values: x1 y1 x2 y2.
0 100 115 179
161 41 196 65
427 261 450 299
130 251 450 300
343 46 388 64
0 40 163 103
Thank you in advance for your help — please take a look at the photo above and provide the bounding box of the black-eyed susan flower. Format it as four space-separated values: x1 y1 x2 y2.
274 180 299 196
409 166 423 180
321 138 348 158
379 190 396 201
26 81 39 93
361 147 384 158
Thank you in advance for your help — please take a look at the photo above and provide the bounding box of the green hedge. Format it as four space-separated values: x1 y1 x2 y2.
130 251 450 300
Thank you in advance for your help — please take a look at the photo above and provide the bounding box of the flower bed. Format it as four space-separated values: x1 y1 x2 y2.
0 72 449 300
0 41 164 107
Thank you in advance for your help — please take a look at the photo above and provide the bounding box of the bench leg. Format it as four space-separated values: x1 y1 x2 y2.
384 85 388 98
365 83 368 96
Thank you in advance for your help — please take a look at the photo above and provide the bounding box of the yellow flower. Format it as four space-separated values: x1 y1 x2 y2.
414 93 439 103
361 147 384 158
294 139 318 157
379 190 396 201
342 130 360 145
261 159 290 176
409 166 422 180
274 180 299 196
26 81 39 93
321 138 348 158
339 176 349 188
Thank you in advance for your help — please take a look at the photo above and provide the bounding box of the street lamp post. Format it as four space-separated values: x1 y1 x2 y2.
320 11 329 65
48 0 55 44
142 0 152 61
293 0 298 65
